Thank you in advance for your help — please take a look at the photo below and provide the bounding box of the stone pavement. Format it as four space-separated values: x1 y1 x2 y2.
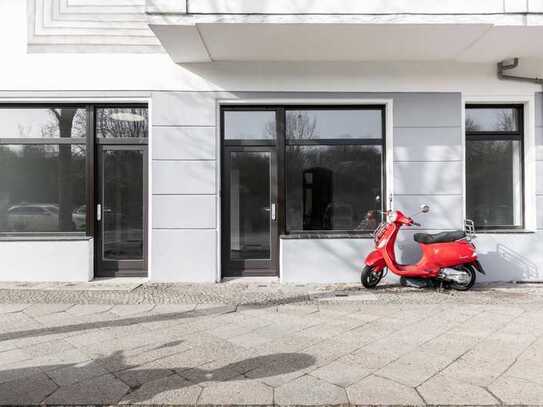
2 283 543 405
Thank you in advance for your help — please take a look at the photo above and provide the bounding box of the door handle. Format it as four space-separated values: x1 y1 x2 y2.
271 203 276 221
96 204 102 222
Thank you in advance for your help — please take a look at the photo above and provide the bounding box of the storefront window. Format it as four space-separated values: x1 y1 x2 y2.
465 105 523 229
285 108 384 233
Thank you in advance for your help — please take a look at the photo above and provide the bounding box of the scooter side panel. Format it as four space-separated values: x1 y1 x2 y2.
365 249 386 271
422 241 477 268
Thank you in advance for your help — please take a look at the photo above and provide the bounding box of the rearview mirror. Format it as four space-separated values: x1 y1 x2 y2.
420 204 430 213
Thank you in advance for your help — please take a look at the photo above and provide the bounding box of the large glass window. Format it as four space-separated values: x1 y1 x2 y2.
0 104 148 236
0 107 88 235
466 105 523 229
222 106 386 236
285 108 384 232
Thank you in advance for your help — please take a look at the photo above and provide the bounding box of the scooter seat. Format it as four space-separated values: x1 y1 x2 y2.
413 230 466 244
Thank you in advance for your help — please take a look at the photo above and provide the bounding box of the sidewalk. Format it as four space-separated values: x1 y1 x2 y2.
1 282 543 405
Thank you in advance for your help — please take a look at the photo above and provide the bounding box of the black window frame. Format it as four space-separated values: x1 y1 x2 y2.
0 103 148 238
221 104 387 237
465 103 525 231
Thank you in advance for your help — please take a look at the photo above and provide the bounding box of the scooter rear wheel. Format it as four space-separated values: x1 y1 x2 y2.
448 265 476 291
361 265 383 289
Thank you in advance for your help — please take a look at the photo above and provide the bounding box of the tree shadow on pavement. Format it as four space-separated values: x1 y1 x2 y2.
1 351 316 404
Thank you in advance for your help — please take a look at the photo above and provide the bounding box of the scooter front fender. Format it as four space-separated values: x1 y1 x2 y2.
365 249 386 271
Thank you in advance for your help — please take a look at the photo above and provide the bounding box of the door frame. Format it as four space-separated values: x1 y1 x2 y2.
217 99 394 281
221 145 279 277
94 142 149 277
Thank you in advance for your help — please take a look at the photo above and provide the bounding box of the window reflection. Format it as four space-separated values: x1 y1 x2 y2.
96 107 148 138
0 108 87 138
466 140 522 228
224 111 276 140
286 110 382 140
465 108 519 132
286 145 382 232
0 145 86 233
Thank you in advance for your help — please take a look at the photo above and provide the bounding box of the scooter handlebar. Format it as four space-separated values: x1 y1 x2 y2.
411 221 421 227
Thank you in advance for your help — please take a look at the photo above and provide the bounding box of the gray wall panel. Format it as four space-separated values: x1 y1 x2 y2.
538 195 543 229
393 127 462 162
152 160 216 194
152 126 216 160
151 230 217 282
394 161 463 195
152 195 216 229
537 161 543 195
537 126 543 161
536 92 542 127
394 93 461 128
152 92 216 126
393 195 463 229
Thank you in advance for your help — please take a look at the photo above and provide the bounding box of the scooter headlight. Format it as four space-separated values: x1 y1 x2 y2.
388 211 398 223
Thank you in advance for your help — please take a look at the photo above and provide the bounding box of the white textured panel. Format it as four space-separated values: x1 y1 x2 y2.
152 161 216 194
152 126 215 160
151 229 216 282
393 195 464 229
394 127 461 161
394 161 463 195
281 238 373 283
394 93 461 127
145 0 187 13
149 25 211 63
28 0 162 52
152 195 216 229
152 92 216 126
0 239 92 282
189 0 505 14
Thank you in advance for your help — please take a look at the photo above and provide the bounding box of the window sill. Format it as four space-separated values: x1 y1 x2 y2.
476 230 535 234
281 233 373 240
0 235 92 242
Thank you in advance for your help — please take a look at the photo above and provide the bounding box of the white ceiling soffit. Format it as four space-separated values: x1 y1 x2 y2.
148 15 543 63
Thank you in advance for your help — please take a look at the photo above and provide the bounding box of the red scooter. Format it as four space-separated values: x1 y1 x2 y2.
362 205 485 291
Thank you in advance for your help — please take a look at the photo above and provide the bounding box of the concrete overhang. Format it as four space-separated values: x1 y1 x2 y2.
147 13 543 63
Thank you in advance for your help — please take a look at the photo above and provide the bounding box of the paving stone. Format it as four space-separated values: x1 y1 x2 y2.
20 338 77 358
110 304 155 316
490 375 543 404
418 373 498 405
377 350 452 387
23 303 73 316
120 374 202 404
47 359 110 386
115 360 176 389
275 374 348 405
0 372 58 405
347 349 398 370
66 304 113 316
45 373 129 405
243 352 317 388
198 378 273 405
310 360 371 387
178 362 242 387
0 304 30 314
0 357 44 384
347 374 423 405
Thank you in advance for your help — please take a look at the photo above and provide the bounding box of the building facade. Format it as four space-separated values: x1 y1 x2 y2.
0 0 542 283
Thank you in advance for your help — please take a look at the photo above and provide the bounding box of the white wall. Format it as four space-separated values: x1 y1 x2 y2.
0 239 93 282
2 0 543 283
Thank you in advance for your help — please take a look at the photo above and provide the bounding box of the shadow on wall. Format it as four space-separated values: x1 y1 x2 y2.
478 243 538 282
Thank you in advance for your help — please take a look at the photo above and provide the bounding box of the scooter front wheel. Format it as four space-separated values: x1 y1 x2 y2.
361 265 383 289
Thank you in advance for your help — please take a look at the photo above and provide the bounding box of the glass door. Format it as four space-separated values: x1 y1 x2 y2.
95 145 147 276
222 147 278 276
